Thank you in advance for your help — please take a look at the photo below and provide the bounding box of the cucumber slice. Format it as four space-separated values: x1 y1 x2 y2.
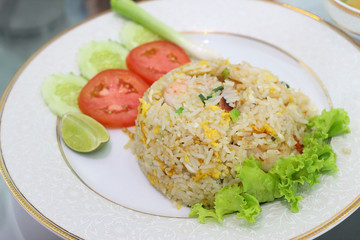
77 40 128 79
119 21 162 50
41 73 87 116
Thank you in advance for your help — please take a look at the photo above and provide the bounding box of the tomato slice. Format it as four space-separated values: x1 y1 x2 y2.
126 40 191 85
78 69 149 128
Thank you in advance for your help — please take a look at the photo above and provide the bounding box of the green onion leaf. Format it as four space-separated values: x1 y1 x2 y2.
211 86 224 94
199 86 224 104
110 0 221 60
204 86 224 101
281 81 290 88
176 107 184 114
199 94 206 105
271 136 276 141
230 108 240 122
222 68 230 79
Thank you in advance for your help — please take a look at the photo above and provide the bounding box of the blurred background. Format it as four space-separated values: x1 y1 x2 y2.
0 0 110 93
0 0 359 239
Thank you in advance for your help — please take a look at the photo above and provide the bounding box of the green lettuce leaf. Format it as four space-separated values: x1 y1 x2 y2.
235 156 280 203
267 108 349 212
189 203 219 223
307 108 350 138
303 139 338 172
189 184 261 223
189 108 350 223
214 184 261 222
236 193 262 222
268 154 320 213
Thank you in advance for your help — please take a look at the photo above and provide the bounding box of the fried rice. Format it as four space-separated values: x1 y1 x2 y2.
129 59 316 207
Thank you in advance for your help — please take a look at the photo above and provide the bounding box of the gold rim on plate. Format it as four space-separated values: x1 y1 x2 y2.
330 0 360 18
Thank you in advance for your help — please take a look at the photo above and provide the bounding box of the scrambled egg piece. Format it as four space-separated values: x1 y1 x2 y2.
153 125 161 134
265 73 278 83
206 105 221 111
251 124 277 136
139 98 150 118
202 121 221 146
220 112 231 126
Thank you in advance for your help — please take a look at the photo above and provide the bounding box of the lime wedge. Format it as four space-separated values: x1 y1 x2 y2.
61 112 110 153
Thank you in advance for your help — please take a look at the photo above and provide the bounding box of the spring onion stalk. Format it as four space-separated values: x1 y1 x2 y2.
110 0 222 60
176 107 184 115
229 108 240 122
199 94 206 105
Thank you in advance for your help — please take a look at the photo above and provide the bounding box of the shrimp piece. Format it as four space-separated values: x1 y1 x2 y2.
260 153 281 172
164 79 189 108
164 76 219 108
247 145 290 172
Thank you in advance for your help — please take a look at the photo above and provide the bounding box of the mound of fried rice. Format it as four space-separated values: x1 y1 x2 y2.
129 59 316 207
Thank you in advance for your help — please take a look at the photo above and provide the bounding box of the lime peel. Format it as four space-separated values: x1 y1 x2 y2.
61 112 110 153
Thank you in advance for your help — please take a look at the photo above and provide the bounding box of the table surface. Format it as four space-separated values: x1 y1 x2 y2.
0 0 359 239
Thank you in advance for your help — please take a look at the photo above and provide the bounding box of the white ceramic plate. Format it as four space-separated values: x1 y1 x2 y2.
1 0 360 239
